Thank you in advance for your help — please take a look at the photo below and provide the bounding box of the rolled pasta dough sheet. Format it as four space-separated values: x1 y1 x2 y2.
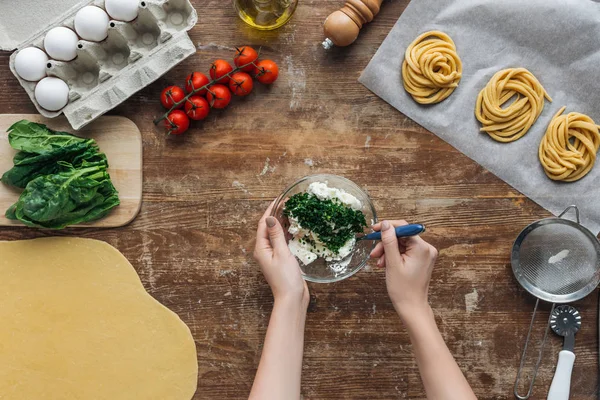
0 237 198 400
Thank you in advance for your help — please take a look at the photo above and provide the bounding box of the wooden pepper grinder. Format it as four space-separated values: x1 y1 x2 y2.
322 0 384 50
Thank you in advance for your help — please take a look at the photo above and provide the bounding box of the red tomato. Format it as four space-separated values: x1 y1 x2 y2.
234 46 258 72
160 86 185 109
206 84 232 109
185 72 209 95
184 95 210 120
164 110 190 135
209 59 233 84
228 72 253 96
254 60 279 84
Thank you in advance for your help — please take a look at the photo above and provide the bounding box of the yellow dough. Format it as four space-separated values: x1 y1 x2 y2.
0 237 198 400
539 106 600 182
475 68 551 143
402 30 462 104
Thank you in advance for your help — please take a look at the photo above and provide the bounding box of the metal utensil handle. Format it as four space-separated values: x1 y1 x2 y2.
514 300 556 400
362 224 425 241
558 205 580 224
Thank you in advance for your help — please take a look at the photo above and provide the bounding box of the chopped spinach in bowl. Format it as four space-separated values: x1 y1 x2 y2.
283 191 367 255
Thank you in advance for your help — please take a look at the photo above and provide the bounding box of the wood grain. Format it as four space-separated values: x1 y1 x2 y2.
0 0 598 399
0 115 142 228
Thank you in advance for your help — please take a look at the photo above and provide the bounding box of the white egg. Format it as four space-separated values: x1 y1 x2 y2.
35 77 70 111
105 0 139 22
75 6 109 42
44 27 78 61
14 47 48 82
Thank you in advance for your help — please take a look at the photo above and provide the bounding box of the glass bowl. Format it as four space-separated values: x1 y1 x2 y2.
271 174 377 283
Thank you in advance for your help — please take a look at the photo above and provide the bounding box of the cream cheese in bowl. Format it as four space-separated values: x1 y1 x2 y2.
287 182 361 268
272 174 377 283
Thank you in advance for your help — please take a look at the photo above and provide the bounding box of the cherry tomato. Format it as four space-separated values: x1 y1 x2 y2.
228 72 253 96
234 46 258 72
164 110 190 135
209 59 233 84
160 85 185 109
254 60 279 84
185 72 209 95
184 95 210 121
206 84 232 109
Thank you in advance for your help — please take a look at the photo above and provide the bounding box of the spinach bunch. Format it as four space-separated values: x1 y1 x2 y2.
2 120 120 229
2 120 106 188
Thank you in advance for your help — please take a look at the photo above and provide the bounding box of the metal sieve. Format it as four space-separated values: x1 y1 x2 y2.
512 205 600 400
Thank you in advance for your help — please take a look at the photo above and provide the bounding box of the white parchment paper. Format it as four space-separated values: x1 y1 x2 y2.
359 0 600 234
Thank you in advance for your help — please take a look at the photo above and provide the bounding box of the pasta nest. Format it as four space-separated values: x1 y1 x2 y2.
476 68 551 143
539 106 600 182
402 31 462 104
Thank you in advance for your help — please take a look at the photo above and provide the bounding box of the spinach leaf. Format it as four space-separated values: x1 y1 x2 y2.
1 124 104 188
6 162 120 229
7 120 88 153
2 120 120 229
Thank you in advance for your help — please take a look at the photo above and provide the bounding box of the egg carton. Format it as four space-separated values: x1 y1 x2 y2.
1 0 197 130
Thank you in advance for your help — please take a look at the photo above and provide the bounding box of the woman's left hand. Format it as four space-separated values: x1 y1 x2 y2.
254 202 309 308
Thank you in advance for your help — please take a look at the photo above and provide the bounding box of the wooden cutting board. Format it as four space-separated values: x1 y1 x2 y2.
0 115 142 228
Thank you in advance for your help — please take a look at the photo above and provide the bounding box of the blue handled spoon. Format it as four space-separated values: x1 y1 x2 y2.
358 224 425 241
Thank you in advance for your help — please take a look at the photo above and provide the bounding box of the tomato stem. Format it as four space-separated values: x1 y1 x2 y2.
154 49 263 126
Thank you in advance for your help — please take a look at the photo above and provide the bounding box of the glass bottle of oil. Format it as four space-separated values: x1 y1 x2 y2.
234 0 298 30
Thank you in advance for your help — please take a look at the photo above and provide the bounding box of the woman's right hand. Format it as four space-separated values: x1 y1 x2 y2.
371 221 478 400
370 220 438 319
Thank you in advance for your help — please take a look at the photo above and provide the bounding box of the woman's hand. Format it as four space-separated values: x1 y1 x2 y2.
370 220 438 319
254 202 309 308
371 221 477 399
250 202 310 400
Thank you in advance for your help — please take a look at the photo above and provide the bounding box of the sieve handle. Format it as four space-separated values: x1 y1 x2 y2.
558 205 580 224
513 300 554 400
547 350 575 400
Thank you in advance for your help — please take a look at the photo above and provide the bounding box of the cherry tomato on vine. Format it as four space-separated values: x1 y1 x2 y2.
160 85 185 109
164 110 190 135
254 60 279 84
229 72 253 96
185 72 209 95
209 60 233 84
234 46 258 72
206 84 232 109
185 95 210 120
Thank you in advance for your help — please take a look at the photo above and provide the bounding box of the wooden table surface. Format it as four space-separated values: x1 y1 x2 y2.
0 1 598 399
